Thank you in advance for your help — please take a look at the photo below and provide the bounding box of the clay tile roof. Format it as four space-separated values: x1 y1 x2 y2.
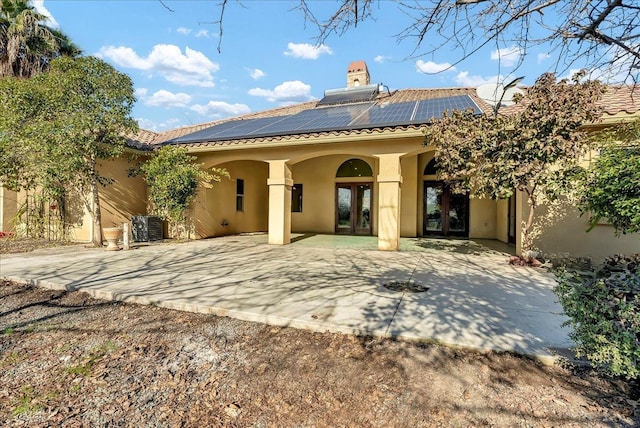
126 85 640 149
348 60 368 73
599 86 640 115
126 128 159 150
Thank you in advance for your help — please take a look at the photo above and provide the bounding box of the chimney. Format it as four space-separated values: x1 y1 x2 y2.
347 60 370 88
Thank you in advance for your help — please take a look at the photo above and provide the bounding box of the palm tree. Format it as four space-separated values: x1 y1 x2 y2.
0 0 80 78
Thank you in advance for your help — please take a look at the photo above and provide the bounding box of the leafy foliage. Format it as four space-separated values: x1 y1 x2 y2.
423 72 604 251
555 254 640 379
0 0 80 77
0 56 137 244
140 146 228 237
580 122 640 235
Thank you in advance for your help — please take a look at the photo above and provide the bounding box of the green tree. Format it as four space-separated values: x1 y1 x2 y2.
0 56 137 245
580 122 640 235
140 145 228 238
422 72 604 252
0 0 80 77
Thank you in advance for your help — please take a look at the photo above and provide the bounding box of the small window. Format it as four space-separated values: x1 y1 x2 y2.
424 158 439 175
336 158 373 177
291 184 303 212
236 179 244 212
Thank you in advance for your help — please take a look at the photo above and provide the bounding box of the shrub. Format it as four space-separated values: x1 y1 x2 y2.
555 254 640 379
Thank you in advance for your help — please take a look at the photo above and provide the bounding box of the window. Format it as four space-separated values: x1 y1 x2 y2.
336 158 373 177
236 179 244 212
291 184 303 212
424 158 438 175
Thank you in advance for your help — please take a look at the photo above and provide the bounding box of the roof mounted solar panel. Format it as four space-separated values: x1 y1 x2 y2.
167 120 248 144
163 94 482 145
169 116 291 144
350 101 418 128
316 84 379 106
412 95 481 123
246 102 374 138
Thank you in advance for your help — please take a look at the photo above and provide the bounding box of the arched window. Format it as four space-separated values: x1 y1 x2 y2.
336 158 373 177
424 158 439 175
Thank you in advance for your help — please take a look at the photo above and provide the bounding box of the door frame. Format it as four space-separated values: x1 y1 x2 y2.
507 193 517 244
335 182 373 235
422 180 469 237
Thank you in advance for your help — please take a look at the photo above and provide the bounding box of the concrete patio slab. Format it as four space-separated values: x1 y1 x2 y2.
0 234 573 363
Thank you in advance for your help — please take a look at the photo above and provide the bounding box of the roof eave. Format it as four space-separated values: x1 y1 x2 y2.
181 126 427 153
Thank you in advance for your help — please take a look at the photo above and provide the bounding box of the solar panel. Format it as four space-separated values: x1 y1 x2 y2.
165 95 482 144
350 101 418 128
169 120 247 143
207 116 290 139
247 103 374 137
412 95 481 123
169 116 290 144
316 84 379 106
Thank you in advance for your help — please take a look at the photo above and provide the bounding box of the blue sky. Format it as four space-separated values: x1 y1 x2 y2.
36 1 565 132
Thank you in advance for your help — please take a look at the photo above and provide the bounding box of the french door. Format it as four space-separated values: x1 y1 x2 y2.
336 183 372 235
423 181 469 237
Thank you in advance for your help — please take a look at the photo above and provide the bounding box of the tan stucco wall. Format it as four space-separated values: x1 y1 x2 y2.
400 155 418 237
524 201 640 260
469 197 497 239
496 199 509 243
98 155 148 230
0 186 18 233
8 155 148 243
192 160 269 238
290 154 377 234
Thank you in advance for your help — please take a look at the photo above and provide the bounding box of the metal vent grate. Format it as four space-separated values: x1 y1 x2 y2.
132 216 163 242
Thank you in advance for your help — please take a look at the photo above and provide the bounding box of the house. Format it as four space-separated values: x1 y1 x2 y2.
3 61 639 259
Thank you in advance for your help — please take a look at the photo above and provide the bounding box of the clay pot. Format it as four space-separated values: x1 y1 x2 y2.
103 227 123 251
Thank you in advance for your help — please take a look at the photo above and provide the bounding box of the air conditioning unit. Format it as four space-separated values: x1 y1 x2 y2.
131 216 163 242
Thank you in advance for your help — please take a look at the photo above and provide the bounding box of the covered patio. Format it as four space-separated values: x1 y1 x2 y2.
1 233 569 362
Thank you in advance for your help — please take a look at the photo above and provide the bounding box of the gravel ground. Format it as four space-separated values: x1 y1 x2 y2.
1 279 638 427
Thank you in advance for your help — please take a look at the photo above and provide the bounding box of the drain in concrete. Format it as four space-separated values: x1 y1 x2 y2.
383 280 429 293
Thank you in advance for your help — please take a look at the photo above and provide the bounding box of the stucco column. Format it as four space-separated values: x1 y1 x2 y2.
267 160 292 245
376 153 403 251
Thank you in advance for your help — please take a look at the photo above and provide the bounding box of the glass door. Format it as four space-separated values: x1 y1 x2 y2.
336 183 372 235
423 181 469 237
337 185 352 233
424 183 444 233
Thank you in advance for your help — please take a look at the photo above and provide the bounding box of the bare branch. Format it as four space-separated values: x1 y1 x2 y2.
158 0 174 13
215 0 227 54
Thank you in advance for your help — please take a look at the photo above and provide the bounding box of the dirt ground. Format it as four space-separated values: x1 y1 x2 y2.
0 237 82 254
0 279 638 428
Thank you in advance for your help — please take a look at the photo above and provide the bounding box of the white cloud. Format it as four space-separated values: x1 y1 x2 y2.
416 60 455 74
284 42 332 60
490 45 522 67
537 52 551 64
190 101 251 117
97 44 219 87
144 90 192 108
248 80 314 103
374 55 390 64
455 71 501 87
194 29 210 38
248 68 266 80
176 27 192 35
30 0 58 29
137 117 182 132
135 87 148 98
